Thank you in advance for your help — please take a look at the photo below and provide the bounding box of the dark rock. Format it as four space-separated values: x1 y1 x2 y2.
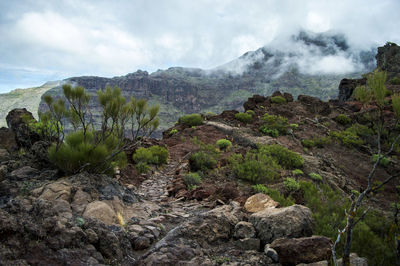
338 78 367 103
283 92 294 102
244 95 267 111
272 91 284 97
264 244 279 263
0 127 18 152
234 221 256 239
234 238 260 251
249 204 314 244
270 236 332 265
0 148 10 162
133 236 151 250
10 166 40 180
376 42 400 73
298 95 331 115
6 108 40 148
29 141 51 166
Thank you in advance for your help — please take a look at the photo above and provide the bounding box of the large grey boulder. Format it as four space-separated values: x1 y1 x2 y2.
249 204 314 244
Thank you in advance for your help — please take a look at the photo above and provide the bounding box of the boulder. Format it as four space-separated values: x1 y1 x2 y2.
83 201 117 225
234 238 260 251
298 95 331 115
35 180 71 201
283 92 294 102
234 221 256 239
6 108 40 148
249 204 314 244
244 94 267 111
264 244 279 263
270 236 332 265
244 193 278 213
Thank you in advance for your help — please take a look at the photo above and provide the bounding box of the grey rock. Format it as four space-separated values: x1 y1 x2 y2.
234 221 256 239
0 148 10 162
249 204 314 244
133 236 151 250
10 166 39 180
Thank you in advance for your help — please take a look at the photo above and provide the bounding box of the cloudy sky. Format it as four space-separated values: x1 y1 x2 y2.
0 0 399 93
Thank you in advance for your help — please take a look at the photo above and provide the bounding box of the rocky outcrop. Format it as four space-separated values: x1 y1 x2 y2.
6 108 40 148
376 42 400 73
270 236 333 265
249 204 314 244
0 127 17 152
338 78 367 103
298 95 331 115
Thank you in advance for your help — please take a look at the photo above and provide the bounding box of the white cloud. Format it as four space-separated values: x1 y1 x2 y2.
0 0 399 92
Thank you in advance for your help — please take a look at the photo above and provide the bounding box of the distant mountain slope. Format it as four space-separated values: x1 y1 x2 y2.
0 81 60 127
38 31 375 135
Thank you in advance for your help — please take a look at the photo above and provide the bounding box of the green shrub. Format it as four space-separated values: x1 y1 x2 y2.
183 172 202 189
270 96 287 104
372 154 390 167
259 128 279 137
259 144 304 169
135 162 150 174
390 77 400 85
335 114 352 125
330 130 363 147
252 184 294 207
284 177 300 192
48 130 127 175
235 112 253 123
259 113 289 136
302 136 330 148
292 169 304 176
301 139 315 148
133 145 168 166
231 152 280 183
309 172 322 181
179 114 203 126
216 139 232 150
189 151 217 172
169 128 178 136
245 110 256 116
290 123 299 129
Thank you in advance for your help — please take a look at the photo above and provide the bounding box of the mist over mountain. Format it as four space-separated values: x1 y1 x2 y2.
33 31 376 136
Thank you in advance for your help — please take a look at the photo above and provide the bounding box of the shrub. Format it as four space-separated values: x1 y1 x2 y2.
270 96 287 104
245 110 256 116
132 145 168 173
353 85 372 105
284 177 300 192
259 113 289 136
302 139 315 148
290 123 299 129
372 154 390 167
183 172 202 189
216 139 232 150
335 114 352 125
189 151 217 172
259 144 304 169
309 172 322 181
48 130 127 175
252 184 294 207
292 169 304 176
235 112 253 123
330 130 363 147
169 128 178 136
390 77 400 85
179 114 203 127
259 128 279 137
302 136 330 148
231 152 280 183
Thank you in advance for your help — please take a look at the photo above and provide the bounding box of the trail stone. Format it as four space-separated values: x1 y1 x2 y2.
244 193 278 213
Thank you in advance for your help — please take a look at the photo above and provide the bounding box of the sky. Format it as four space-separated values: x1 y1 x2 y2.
0 0 399 93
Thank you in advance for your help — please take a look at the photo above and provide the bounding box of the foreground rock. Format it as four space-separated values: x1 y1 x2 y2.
270 236 332 265
244 193 279 213
6 108 40 148
249 204 314 244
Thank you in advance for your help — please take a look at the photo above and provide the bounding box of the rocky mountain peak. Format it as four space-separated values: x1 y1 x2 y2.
376 42 400 73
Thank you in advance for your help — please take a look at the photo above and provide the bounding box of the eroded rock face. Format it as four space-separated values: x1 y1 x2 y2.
376 42 400 73
298 95 331 115
0 128 17 152
249 204 314 244
6 108 40 148
244 193 278 213
270 236 333 265
338 78 367 103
